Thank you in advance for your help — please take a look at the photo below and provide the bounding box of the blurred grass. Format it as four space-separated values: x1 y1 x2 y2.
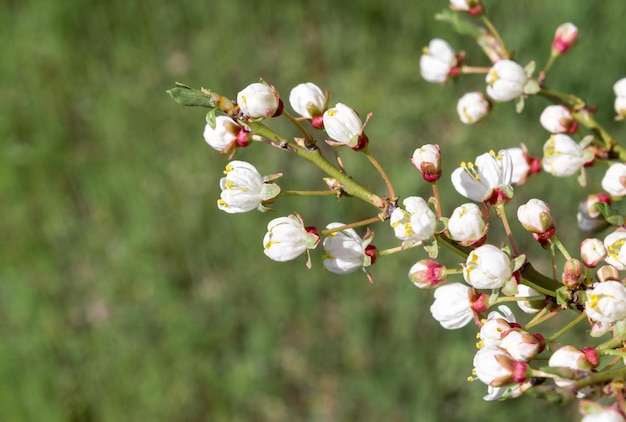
2 0 626 420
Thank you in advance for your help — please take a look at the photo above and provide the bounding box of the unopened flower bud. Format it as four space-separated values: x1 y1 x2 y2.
323 103 368 150
429 283 475 329
539 105 578 134
597 265 621 283
500 329 545 362
577 193 611 232
411 144 442 182
614 78 626 119
516 284 543 314
552 23 579 55
506 145 541 185
409 259 447 289
473 347 528 387
602 163 626 197
549 345 599 387
562 258 584 289
449 0 484 16
263 214 319 263
580 404 626 422
580 238 607 268
322 223 375 274
447 203 487 246
480 307 516 348
419 39 460 84
457 92 491 124
463 244 514 290
289 82 326 128
586 280 626 323
485 60 528 102
542 134 587 177
604 229 626 270
517 198 555 235
237 82 282 119
203 115 250 154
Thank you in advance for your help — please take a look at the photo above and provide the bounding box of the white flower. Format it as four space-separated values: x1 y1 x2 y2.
505 146 536 185
485 60 528 102
516 284 542 314
203 115 246 153
548 345 598 387
517 198 554 234
473 347 526 387
237 82 280 119
586 280 626 323
542 134 586 177
323 103 366 149
322 223 374 274
218 161 280 213
430 283 474 329
457 92 491 124
289 82 326 119
480 306 516 348
499 329 543 362
451 150 514 204
581 407 626 422
580 238 607 268
615 78 626 97
552 23 579 54
604 230 626 270
463 244 513 289
411 144 442 182
408 259 447 289
539 105 577 133
419 39 457 83
447 203 487 245
263 215 320 263
602 163 626 197
390 196 437 244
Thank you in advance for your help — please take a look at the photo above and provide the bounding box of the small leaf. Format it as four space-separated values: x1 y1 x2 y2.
167 83 217 108
613 318 626 340
596 202 625 226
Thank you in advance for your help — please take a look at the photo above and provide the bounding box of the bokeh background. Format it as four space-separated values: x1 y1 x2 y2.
4 0 626 420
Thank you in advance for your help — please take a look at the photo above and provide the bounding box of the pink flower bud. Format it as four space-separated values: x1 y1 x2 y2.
500 329 545 362
580 238 606 268
473 347 528 387
411 144 442 182
552 23 579 55
409 259 447 288
539 105 578 134
577 193 611 232
517 198 555 235
602 163 626 197
597 265 620 283
562 258 583 289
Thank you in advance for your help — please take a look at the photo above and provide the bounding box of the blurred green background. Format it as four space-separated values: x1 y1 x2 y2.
3 0 626 420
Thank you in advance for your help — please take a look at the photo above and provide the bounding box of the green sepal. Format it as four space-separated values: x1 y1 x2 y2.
524 61 536 78
422 237 439 259
260 183 281 201
555 286 571 308
523 79 540 96
206 109 217 128
511 254 526 272
167 82 217 108
501 277 517 296
613 318 626 340
515 96 525 113
596 202 625 226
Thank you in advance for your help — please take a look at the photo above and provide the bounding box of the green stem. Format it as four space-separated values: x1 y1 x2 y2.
248 122 386 209
495 203 520 256
320 215 384 236
432 183 442 219
493 295 546 304
541 51 558 76
460 66 491 74
546 311 587 342
480 15 509 58
377 241 425 257
281 190 339 197
572 366 626 390
551 236 572 260
282 111 316 148
363 147 396 200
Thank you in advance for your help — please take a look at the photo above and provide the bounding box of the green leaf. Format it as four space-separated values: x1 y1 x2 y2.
596 202 625 226
167 82 217 108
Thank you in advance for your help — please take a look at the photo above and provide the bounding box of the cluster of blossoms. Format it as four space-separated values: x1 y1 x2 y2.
169 0 626 419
